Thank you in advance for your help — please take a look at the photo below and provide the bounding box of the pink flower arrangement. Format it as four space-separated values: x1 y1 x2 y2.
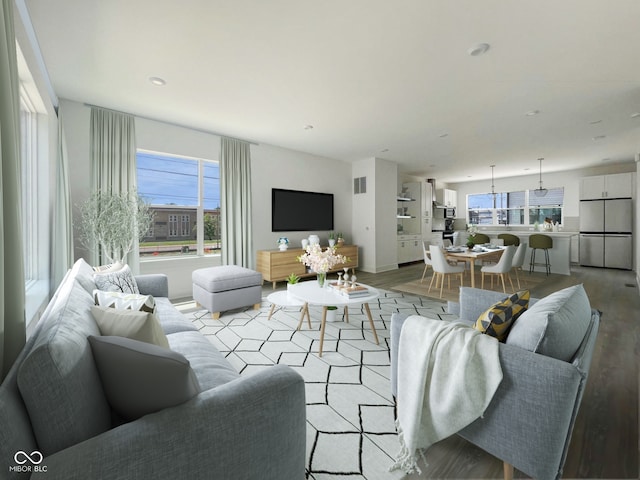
298 244 346 274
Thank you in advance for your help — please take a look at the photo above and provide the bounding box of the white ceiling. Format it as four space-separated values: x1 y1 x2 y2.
23 0 640 183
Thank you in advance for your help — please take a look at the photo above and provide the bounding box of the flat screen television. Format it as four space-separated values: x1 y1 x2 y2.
272 188 334 232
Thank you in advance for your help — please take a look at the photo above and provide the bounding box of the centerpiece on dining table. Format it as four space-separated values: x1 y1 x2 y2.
466 224 479 249
297 243 347 287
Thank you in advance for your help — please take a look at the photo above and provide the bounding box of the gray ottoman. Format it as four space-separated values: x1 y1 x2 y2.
192 265 263 320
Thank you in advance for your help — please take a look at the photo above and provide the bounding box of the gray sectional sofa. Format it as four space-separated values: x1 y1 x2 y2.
390 286 600 480
0 259 306 479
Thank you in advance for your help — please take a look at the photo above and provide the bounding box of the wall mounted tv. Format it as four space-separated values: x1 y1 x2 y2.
272 188 334 232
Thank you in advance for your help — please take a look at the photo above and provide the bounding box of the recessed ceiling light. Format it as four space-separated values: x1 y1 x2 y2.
380 148 389 153
303 125 314 130
590 120 602 125
592 135 606 140
467 43 490 56
149 76 166 86
438 133 449 138
631 112 640 118
601 157 611 162
525 110 540 116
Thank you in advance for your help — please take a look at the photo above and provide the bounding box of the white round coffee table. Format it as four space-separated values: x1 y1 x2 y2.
287 281 380 356
265 290 310 327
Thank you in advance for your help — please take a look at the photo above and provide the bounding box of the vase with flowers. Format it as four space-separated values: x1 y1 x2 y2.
297 244 347 287
466 224 478 249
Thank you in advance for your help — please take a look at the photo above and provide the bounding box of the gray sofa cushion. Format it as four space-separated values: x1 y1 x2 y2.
89 336 201 421
506 284 592 361
167 331 239 390
154 298 199 334
17 280 112 456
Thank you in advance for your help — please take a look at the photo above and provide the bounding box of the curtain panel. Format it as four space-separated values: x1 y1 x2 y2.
0 0 26 381
89 107 139 271
220 137 253 268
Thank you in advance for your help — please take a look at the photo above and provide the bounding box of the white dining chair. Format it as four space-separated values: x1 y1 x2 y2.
429 245 465 298
510 242 528 289
481 245 516 293
420 241 432 283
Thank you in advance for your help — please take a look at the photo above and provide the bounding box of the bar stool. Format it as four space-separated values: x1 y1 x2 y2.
529 234 553 275
470 233 490 244
497 233 520 246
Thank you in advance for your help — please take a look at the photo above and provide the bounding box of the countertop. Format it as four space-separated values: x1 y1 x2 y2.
474 230 579 238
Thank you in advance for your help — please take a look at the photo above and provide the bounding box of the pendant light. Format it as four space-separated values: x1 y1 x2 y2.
489 165 496 196
490 164 497 209
534 157 548 197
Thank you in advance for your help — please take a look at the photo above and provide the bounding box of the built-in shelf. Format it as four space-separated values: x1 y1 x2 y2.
396 196 414 202
396 215 413 219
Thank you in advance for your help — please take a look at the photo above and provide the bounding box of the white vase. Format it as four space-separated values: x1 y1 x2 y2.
308 235 320 246
301 239 309 249
278 244 288 251
328 239 336 247
325 308 337 323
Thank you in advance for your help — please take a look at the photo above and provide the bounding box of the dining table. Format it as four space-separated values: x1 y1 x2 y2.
444 246 506 288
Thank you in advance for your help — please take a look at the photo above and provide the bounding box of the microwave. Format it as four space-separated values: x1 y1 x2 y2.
435 207 456 219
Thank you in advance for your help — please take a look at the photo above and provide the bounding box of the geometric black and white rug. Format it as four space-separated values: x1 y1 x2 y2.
177 289 455 480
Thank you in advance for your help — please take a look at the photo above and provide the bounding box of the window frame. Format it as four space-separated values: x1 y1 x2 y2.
136 150 220 259
467 187 564 227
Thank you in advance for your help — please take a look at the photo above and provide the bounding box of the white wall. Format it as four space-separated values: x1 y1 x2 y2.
59 99 353 298
251 143 352 253
352 157 398 273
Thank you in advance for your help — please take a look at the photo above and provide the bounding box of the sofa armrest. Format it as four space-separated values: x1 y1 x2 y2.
34 365 306 480
135 274 169 298
459 343 583 480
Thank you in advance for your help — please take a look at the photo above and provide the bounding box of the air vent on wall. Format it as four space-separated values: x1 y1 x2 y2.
354 176 366 194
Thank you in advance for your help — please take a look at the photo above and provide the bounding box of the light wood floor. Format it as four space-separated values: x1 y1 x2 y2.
352 262 640 479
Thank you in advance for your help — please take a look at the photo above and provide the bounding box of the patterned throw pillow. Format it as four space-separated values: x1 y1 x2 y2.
93 290 156 313
93 264 139 294
474 290 530 342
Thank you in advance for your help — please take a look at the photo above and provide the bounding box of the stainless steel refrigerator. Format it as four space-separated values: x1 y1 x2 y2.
579 198 633 269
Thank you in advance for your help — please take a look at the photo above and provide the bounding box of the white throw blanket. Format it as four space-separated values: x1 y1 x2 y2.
390 316 503 474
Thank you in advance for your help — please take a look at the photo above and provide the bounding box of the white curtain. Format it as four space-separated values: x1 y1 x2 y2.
51 109 74 289
89 107 139 271
0 0 26 381
220 137 253 267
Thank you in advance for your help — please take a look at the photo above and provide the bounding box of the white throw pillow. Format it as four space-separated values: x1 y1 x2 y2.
90 306 169 348
93 264 139 294
93 289 156 313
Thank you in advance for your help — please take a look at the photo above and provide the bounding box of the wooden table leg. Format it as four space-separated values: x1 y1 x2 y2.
503 462 514 480
318 306 328 357
268 303 276 320
296 303 309 330
344 306 349 323
306 304 311 328
469 259 476 288
363 303 380 345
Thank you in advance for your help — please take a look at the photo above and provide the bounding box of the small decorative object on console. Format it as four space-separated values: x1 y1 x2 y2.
277 237 289 251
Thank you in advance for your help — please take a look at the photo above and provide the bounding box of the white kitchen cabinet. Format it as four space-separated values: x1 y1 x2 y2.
580 173 634 199
397 235 422 264
436 188 457 208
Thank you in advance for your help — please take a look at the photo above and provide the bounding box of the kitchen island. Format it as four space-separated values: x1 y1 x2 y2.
473 231 578 275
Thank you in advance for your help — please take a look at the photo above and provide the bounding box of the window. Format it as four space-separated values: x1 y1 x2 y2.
20 88 38 283
137 151 220 257
467 187 563 226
